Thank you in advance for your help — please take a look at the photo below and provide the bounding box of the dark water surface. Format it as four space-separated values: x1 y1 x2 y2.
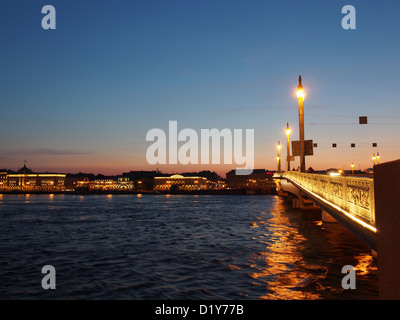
0 194 378 299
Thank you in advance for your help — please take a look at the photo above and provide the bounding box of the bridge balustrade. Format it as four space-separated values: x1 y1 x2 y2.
283 171 375 227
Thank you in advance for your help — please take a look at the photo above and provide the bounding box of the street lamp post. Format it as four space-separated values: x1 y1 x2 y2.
286 123 291 171
377 152 380 164
277 141 281 173
297 75 305 172
373 154 376 166
351 162 354 175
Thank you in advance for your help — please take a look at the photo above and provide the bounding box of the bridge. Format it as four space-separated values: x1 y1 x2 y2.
274 164 400 300
272 76 400 299
275 171 377 250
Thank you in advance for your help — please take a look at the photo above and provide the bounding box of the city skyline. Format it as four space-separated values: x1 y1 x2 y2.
1 0 400 175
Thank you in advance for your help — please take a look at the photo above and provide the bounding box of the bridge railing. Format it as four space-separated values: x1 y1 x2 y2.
283 171 375 227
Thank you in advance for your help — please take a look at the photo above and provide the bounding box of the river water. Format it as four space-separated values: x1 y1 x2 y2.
0 193 378 300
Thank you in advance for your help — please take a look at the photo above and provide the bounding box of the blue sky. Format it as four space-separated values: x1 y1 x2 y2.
1 0 400 175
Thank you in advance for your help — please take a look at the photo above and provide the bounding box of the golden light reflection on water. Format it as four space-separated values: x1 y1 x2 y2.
354 254 377 276
246 197 379 299
248 198 323 300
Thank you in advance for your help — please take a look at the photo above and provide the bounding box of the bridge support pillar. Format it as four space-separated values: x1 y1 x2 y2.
299 196 321 220
321 210 337 223
374 159 400 300
292 198 300 208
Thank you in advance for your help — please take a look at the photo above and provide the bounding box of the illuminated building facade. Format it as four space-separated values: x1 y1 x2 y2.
75 177 138 191
92 179 114 190
114 177 135 190
0 172 7 188
154 174 208 191
1 165 66 191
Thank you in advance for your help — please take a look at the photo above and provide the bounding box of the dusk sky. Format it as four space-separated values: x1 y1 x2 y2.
1 0 400 176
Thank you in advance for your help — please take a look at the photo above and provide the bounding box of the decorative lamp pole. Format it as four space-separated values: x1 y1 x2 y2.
297 75 306 172
286 123 291 171
277 141 281 173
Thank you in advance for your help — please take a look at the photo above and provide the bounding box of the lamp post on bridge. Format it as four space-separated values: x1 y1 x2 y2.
277 141 281 173
297 76 306 172
286 123 291 171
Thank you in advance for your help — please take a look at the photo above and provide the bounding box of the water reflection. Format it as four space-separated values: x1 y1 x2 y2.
249 197 322 299
354 254 377 276
247 197 378 300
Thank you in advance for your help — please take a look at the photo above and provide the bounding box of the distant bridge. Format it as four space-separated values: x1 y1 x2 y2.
276 171 377 251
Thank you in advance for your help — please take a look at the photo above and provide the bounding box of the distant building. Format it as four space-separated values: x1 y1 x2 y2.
154 174 208 191
225 169 275 191
114 177 134 190
2 165 66 191
74 176 147 192
0 172 7 188
92 179 115 190
207 180 226 190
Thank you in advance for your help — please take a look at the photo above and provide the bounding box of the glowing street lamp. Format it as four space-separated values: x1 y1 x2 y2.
286 123 291 171
372 154 376 166
377 152 380 164
351 162 354 175
297 75 305 172
297 87 304 99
